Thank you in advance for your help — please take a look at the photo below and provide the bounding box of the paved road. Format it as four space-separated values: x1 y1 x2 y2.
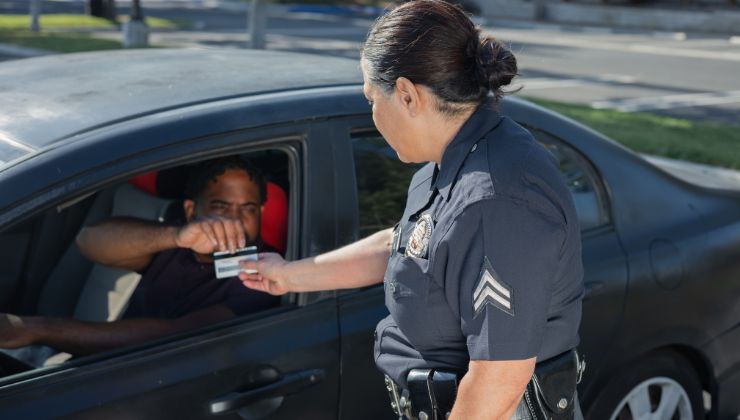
2 0 739 125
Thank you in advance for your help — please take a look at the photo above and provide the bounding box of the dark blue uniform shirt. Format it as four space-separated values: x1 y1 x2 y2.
374 100 584 387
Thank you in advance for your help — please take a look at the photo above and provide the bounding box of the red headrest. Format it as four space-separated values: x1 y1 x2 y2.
262 182 288 255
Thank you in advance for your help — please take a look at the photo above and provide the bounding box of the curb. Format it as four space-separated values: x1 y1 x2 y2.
0 43 54 58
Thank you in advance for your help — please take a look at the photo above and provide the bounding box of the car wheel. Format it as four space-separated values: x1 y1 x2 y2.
587 352 704 420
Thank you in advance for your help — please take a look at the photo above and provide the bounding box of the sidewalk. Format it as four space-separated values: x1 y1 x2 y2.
479 0 740 35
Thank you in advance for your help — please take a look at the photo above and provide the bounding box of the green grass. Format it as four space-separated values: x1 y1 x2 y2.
0 14 187 30
525 97 740 170
0 29 122 52
0 13 190 53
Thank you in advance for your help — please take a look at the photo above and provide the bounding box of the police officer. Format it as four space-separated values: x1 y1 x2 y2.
240 1 585 418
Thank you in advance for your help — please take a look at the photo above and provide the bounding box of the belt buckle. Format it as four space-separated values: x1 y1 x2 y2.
384 375 402 416
575 351 586 384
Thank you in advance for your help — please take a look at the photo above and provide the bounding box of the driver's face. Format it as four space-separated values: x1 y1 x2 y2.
190 169 263 246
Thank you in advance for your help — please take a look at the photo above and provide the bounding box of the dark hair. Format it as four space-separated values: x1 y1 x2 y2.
185 156 267 203
362 0 518 114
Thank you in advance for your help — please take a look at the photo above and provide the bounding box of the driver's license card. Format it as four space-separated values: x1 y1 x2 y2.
213 246 258 279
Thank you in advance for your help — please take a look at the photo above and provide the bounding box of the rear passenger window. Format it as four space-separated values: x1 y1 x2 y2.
534 132 610 231
351 132 422 238
352 130 609 234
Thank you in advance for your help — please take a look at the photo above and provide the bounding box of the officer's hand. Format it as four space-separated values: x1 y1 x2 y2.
239 253 290 296
175 217 247 254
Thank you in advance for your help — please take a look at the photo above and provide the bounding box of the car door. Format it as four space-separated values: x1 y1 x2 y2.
0 304 339 419
330 117 427 420
529 129 629 407
0 122 342 419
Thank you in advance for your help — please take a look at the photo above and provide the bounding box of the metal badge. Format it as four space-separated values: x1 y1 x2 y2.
405 214 433 259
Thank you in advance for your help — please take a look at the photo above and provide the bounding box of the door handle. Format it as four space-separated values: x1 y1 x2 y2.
209 369 325 414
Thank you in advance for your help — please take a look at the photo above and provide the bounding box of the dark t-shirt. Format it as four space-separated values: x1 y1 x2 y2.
122 247 279 319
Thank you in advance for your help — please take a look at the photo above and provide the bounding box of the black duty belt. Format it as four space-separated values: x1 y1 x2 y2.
384 349 585 420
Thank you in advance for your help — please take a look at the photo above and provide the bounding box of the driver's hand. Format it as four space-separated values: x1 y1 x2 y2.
239 253 290 295
175 217 247 254
0 314 33 349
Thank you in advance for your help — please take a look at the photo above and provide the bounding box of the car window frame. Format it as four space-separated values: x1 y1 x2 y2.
0 129 314 385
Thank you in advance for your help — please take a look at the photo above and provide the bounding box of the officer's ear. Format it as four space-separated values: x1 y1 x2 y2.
394 77 423 117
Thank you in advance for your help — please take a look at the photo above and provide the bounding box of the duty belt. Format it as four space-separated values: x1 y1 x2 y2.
384 370 459 420
384 349 585 420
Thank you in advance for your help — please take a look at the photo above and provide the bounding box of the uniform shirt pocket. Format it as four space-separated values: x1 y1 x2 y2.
391 255 430 299
385 255 434 347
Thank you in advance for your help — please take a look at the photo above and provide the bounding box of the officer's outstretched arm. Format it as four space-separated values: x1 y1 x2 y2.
239 228 393 295
451 358 536 419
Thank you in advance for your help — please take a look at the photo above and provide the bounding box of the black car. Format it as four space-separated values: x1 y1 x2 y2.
0 49 739 420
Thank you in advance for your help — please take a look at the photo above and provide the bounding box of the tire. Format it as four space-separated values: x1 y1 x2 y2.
586 352 705 420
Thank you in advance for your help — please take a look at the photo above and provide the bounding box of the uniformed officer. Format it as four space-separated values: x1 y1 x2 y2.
239 1 585 419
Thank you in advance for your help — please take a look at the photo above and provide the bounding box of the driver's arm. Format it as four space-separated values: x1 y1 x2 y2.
76 217 179 271
77 216 246 272
0 304 234 356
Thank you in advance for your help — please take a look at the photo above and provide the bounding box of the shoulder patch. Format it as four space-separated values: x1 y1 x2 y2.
473 256 514 317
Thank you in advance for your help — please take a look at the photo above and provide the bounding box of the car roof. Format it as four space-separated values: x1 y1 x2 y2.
0 48 364 162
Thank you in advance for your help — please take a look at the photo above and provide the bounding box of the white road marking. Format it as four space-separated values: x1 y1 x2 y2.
596 74 638 83
487 29 740 62
592 90 740 112
515 78 585 90
516 74 636 91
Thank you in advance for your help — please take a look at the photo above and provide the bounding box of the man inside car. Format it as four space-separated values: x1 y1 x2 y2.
0 157 280 358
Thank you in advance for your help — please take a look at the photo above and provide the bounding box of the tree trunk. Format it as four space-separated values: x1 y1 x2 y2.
87 0 118 22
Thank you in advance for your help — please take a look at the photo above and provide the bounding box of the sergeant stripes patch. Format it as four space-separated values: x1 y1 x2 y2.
473 257 515 317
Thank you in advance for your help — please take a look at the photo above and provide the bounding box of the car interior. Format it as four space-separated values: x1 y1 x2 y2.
0 149 293 378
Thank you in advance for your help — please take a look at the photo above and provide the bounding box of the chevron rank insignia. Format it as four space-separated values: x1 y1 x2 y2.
473 257 514 317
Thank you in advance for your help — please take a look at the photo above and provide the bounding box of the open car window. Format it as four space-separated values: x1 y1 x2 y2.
0 148 295 379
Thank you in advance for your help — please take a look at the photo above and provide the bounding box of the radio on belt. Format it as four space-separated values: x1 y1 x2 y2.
213 246 258 279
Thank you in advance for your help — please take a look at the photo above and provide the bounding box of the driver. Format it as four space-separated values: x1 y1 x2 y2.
0 157 280 358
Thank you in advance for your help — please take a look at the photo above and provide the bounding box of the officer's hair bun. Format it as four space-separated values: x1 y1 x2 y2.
475 37 519 95
362 0 519 114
